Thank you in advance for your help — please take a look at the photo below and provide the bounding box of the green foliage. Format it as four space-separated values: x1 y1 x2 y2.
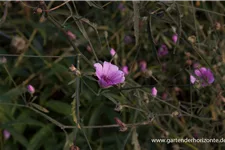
0 1 225 150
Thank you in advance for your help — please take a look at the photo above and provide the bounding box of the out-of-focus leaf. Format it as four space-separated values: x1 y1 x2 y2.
68 78 76 85
132 128 141 150
102 93 118 104
30 103 49 113
1 87 25 102
37 28 47 46
45 100 71 115
27 125 52 150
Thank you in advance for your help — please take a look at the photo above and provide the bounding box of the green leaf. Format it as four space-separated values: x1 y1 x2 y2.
45 100 71 115
30 103 49 113
102 93 118 104
27 125 52 150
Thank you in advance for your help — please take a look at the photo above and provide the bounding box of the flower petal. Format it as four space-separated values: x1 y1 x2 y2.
99 79 112 88
94 63 103 79
110 71 125 84
103 61 119 75
194 67 207 77
190 75 196 84
206 69 214 84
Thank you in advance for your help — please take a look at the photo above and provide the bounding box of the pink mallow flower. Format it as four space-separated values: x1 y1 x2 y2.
122 66 129 75
190 67 215 87
151 87 157 97
158 44 168 57
139 60 147 71
94 61 125 88
172 34 178 43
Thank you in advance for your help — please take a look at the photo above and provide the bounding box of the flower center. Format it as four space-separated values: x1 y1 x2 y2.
102 75 111 83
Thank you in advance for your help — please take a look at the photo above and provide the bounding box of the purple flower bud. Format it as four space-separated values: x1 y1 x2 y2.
27 85 35 94
139 60 147 71
124 35 133 44
172 34 178 43
66 31 76 40
122 66 129 75
3 130 10 140
114 117 127 132
151 87 157 97
110 48 116 56
193 63 200 69
158 44 168 57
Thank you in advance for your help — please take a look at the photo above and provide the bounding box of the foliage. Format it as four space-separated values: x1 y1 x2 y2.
0 1 225 150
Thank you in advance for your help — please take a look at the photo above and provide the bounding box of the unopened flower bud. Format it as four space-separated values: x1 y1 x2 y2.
188 35 196 44
27 85 35 94
69 64 81 76
66 31 76 40
122 66 129 75
151 87 157 97
3 130 10 140
172 34 178 43
114 117 127 132
36 8 43 14
139 60 147 71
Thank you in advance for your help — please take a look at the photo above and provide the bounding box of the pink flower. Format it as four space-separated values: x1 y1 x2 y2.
139 60 147 71
190 67 215 87
66 31 76 40
151 87 157 97
158 44 168 57
94 61 125 88
110 48 116 56
3 130 10 140
122 66 129 75
172 34 178 43
27 85 35 94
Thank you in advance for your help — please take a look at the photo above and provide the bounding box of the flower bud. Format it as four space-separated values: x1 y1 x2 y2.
27 85 35 94
66 31 76 40
3 130 10 140
151 87 157 97
172 34 178 43
122 66 129 75
114 117 127 132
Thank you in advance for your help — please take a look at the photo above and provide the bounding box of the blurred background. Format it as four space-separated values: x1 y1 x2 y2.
0 1 225 150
